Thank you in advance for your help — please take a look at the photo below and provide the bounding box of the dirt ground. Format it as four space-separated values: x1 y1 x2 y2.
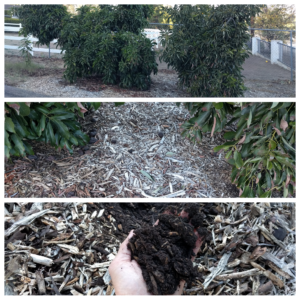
4 51 295 98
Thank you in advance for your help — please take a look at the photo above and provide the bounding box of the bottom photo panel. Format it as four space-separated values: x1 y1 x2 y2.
4 202 295 295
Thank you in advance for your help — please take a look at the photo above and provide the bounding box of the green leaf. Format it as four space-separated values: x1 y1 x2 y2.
275 156 295 169
13 115 29 138
11 133 25 156
91 102 102 110
115 102 125 106
235 122 247 139
69 135 78 146
270 102 279 109
35 105 50 114
140 170 154 181
51 119 71 140
213 141 236 152
5 131 11 148
259 190 272 198
37 114 46 137
225 150 232 159
281 137 295 152
268 140 277 150
23 141 34 155
45 121 55 146
73 130 89 144
247 109 252 128
18 102 31 116
234 151 243 168
5 145 10 158
283 183 288 198
5 117 15 133
213 103 223 109
240 186 250 197
195 110 211 126
223 131 236 140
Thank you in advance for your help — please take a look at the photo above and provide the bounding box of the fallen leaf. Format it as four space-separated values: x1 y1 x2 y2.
280 119 288 132
238 135 246 144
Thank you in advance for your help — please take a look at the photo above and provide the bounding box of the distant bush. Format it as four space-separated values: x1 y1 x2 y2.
5 18 21 24
5 10 12 16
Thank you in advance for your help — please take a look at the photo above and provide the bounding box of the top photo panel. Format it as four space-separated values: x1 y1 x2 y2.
5 4 296 98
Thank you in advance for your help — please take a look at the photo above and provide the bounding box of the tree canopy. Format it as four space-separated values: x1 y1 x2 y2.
254 5 295 42
17 5 69 46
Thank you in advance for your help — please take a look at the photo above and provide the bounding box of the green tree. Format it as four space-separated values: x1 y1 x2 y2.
148 5 172 23
160 5 262 97
17 5 69 47
58 5 158 90
254 5 296 42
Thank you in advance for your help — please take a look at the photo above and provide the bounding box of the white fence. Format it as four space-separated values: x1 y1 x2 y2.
251 37 295 72
5 35 63 56
4 22 22 32
5 23 162 55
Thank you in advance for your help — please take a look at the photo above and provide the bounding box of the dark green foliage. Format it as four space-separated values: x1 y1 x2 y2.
5 17 21 24
99 5 155 34
17 5 69 47
181 102 295 197
5 102 95 158
160 5 262 97
58 5 157 90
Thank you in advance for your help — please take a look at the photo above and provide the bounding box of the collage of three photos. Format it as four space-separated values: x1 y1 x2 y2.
4 3 296 296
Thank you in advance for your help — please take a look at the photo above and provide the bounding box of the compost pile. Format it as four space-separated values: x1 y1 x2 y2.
128 205 208 295
4 202 296 296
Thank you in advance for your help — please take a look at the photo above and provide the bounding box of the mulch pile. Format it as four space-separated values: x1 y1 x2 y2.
4 202 295 295
128 205 208 294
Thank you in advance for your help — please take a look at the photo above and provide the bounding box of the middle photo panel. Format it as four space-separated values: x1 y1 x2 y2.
4 102 295 199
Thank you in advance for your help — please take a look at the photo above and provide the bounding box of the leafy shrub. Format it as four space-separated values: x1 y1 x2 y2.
58 5 158 90
4 102 101 159
5 17 21 24
18 36 33 66
180 102 295 197
17 5 69 47
160 5 262 97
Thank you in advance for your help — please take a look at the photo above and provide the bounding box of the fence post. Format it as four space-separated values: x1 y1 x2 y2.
29 34 34 57
290 31 293 81
270 40 282 64
252 37 258 55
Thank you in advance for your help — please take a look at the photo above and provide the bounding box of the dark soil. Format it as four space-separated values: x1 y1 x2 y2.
127 205 208 295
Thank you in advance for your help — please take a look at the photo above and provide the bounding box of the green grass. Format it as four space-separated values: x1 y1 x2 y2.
5 60 43 86
5 61 42 74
